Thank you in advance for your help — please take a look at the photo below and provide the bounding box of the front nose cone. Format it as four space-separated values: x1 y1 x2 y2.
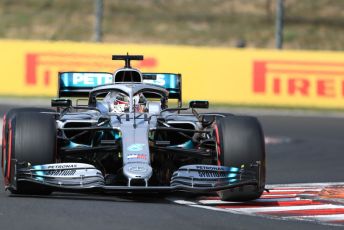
123 163 153 181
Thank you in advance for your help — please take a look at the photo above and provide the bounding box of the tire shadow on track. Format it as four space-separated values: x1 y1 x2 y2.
6 191 208 205
7 192 173 204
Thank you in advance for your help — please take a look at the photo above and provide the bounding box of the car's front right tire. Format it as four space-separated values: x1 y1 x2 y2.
3 109 56 194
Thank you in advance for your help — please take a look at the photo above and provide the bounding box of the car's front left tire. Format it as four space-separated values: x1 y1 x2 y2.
215 115 266 201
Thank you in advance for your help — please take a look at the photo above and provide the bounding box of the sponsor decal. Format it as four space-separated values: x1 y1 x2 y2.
198 171 227 178
47 164 78 169
196 165 224 171
253 60 344 98
192 165 241 178
143 74 166 86
143 74 179 89
127 154 147 160
60 72 113 88
128 165 148 173
44 170 77 176
127 143 145 152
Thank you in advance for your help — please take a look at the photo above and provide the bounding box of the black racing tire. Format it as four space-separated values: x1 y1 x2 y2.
215 115 266 201
4 109 56 195
2 108 54 180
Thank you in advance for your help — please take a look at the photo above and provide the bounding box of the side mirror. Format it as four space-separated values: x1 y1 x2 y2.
51 98 72 107
189 100 209 109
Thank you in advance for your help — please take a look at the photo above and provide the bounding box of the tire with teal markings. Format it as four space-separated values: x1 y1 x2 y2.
215 115 266 201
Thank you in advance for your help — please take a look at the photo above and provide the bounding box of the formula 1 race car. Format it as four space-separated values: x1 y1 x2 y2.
1 55 265 201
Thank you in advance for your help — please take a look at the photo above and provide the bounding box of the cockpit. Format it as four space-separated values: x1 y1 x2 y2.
100 91 147 113
90 84 168 115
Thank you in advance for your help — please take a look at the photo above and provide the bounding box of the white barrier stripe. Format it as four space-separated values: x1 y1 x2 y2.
230 204 341 213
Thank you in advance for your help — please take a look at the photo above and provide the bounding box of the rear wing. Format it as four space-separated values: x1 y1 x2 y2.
58 72 113 97
142 73 182 104
58 72 182 105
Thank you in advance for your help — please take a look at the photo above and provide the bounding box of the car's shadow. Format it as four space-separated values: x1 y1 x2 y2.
8 191 207 204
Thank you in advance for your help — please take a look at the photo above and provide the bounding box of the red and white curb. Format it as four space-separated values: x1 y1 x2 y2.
168 182 344 227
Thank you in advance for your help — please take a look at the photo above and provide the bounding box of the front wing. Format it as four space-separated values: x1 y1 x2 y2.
10 162 261 194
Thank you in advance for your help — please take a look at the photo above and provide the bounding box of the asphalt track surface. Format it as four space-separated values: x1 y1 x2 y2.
0 104 343 230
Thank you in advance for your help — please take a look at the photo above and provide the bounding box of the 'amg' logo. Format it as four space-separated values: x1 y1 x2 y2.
45 170 76 176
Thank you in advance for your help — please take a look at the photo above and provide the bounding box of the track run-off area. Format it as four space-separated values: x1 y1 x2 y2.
0 103 343 230
169 182 344 227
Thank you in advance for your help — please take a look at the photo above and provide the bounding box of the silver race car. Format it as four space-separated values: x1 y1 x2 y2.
1 55 265 201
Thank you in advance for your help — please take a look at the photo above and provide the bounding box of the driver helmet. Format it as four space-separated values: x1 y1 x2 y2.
111 93 129 113
133 93 147 113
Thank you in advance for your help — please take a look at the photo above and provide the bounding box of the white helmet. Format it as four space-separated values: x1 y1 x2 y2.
133 93 147 113
113 93 129 113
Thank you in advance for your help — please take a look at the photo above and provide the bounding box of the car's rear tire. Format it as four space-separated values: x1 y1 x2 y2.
3 109 56 195
215 115 266 201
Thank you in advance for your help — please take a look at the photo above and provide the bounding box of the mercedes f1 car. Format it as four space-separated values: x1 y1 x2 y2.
1 55 266 201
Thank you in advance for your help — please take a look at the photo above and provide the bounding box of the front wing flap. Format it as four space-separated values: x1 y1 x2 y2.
15 163 105 189
171 164 258 188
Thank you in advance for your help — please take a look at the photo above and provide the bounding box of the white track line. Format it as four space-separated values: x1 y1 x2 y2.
266 182 344 188
289 214 344 222
188 204 240 213
265 189 322 192
227 204 342 213
197 197 301 205
197 200 241 205
170 199 197 205
260 194 298 198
